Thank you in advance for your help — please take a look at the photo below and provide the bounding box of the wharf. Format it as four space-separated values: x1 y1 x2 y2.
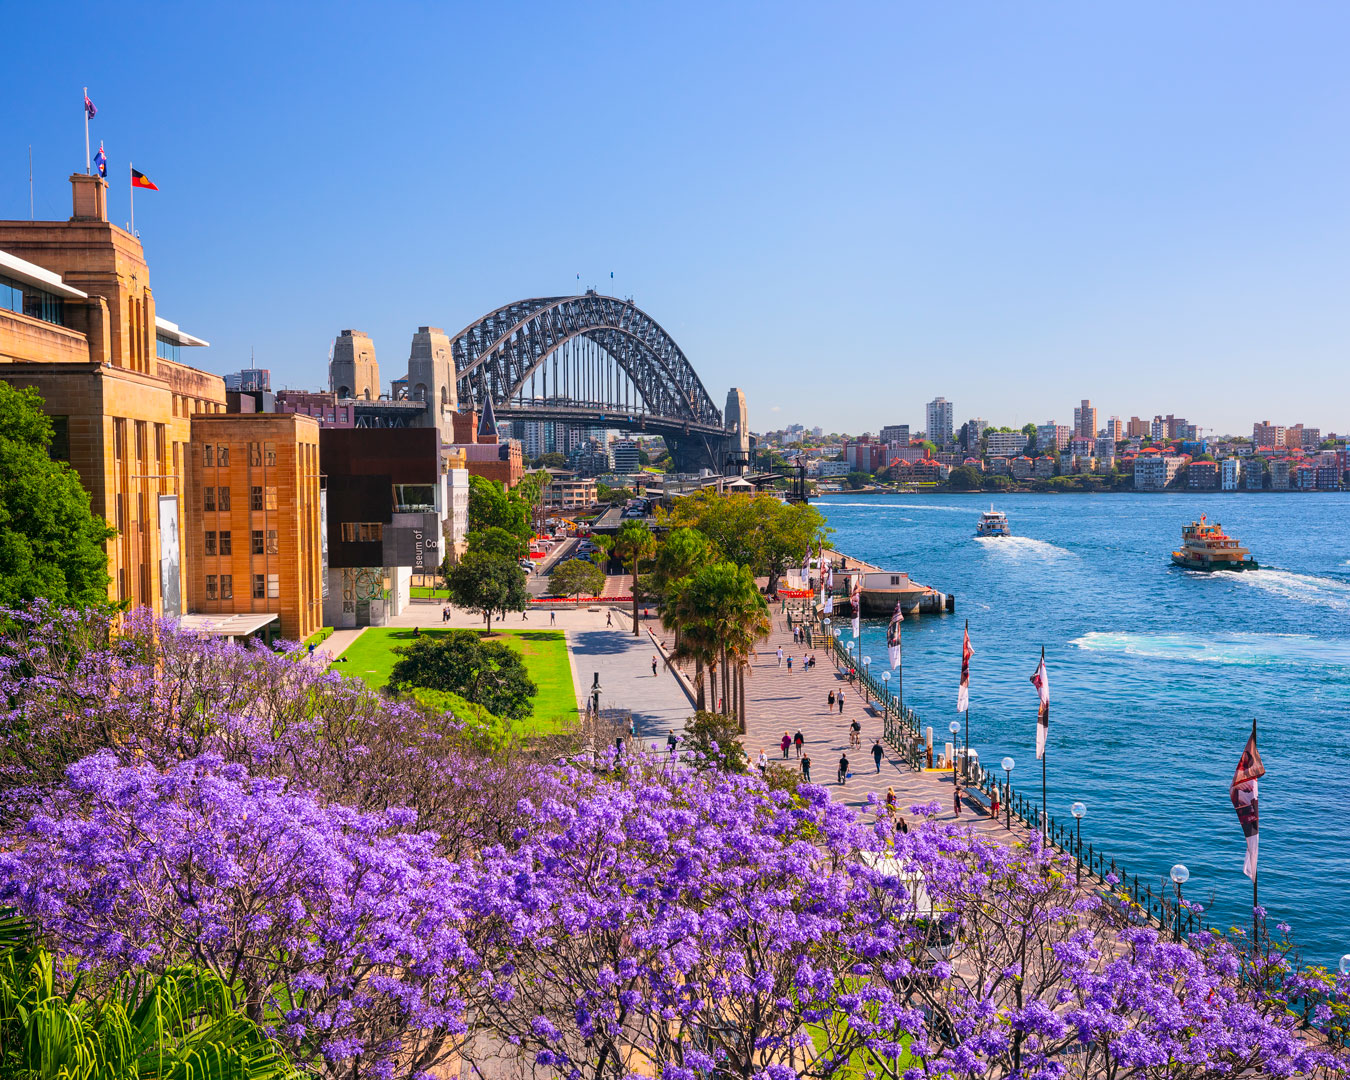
816 549 955 616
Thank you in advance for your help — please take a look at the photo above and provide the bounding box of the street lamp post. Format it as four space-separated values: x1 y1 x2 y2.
1170 864 1190 943
1340 955 1350 977
1070 802 1087 886
845 642 854 681
949 720 961 784
862 656 871 702
1002 757 1015 830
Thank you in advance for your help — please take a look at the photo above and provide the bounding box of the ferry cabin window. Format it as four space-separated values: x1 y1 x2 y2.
156 336 180 363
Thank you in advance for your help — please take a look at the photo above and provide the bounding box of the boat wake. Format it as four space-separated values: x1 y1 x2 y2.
1072 631 1350 670
973 535 1074 558
1228 569 1350 613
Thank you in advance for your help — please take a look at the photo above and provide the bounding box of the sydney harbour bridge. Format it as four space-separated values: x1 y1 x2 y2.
449 292 750 474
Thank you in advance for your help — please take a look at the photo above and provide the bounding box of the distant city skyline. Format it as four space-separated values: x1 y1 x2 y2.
4 3 1349 435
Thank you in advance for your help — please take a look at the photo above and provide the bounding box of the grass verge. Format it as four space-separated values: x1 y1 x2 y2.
334 627 577 736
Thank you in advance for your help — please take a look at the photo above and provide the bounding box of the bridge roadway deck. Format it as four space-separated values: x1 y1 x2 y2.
663 609 1011 837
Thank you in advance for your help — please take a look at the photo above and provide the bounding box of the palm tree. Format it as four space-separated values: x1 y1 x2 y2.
0 912 300 1080
612 521 656 636
668 562 769 725
653 528 712 651
663 575 718 712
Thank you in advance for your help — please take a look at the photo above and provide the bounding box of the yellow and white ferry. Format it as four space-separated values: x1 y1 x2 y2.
1171 516 1258 572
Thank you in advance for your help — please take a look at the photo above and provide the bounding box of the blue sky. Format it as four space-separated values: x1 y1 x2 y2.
5 2 1349 437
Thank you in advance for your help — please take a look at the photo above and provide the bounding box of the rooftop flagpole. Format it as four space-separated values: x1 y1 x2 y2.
83 87 91 174
129 161 134 235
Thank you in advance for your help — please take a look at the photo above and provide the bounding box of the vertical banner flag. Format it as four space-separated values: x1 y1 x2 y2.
1230 725 1265 881
887 600 903 670
826 559 834 589
823 588 833 615
850 574 861 640
799 548 810 589
957 620 973 713
1030 651 1049 759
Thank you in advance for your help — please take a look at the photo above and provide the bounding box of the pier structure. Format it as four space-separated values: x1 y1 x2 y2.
817 549 955 617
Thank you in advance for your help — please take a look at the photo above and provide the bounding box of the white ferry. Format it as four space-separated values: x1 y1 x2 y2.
976 507 1010 538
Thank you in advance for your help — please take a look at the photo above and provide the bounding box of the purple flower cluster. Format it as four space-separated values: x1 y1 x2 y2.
1 607 1347 1080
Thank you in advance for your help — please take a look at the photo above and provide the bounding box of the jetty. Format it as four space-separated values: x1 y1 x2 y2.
817 549 955 616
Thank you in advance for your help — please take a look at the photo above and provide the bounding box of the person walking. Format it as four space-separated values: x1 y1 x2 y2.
550 610 556 626
837 754 850 784
850 718 861 748
786 656 793 673
952 785 963 817
837 690 845 714
777 646 784 667
651 656 658 677
793 730 804 758
780 732 792 759
607 610 613 627
666 731 678 758
885 786 897 816
801 754 812 783
989 785 1000 820
827 689 836 710
757 749 768 775
872 739 884 773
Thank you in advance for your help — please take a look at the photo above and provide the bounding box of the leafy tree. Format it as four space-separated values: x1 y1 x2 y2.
531 452 568 468
0 383 114 608
548 558 605 600
467 475 532 541
612 520 656 635
845 471 870 489
512 469 548 508
983 474 1013 491
920 440 938 455
389 630 537 720
681 710 747 773
653 528 712 604
946 464 983 491
467 525 527 561
636 447 651 466
667 561 768 723
445 549 529 631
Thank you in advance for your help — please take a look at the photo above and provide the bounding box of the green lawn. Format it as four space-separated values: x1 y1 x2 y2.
335 627 578 736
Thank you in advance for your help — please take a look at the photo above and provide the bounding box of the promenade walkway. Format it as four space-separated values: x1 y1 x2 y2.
567 617 693 743
661 609 1014 839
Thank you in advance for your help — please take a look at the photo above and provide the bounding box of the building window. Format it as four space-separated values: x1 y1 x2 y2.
203 444 214 467
265 486 277 510
155 335 180 362
250 486 263 510
18 283 64 326
341 522 383 542
219 530 232 555
267 573 279 599
264 442 276 467
249 442 261 467
218 487 230 511
220 574 233 599
218 445 229 466
205 531 216 556
206 574 217 599
0 276 22 315
204 487 215 512
252 574 265 599
49 417 69 462
266 529 278 555
251 529 264 555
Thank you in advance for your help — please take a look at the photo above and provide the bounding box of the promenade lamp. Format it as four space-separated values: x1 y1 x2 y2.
1002 757 1015 829
846 642 855 679
949 720 961 784
881 670 891 707
862 656 872 702
1070 802 1087 886
1340 955 1350 977
1170 864 1191 943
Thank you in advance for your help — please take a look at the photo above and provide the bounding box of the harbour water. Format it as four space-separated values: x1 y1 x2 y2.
819 492 1350 966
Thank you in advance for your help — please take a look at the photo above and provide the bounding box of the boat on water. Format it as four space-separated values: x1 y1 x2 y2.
1171 515 1258 572
976 507 1011 538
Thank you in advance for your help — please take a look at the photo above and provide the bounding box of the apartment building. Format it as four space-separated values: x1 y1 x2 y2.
1133 454 1184 491
1073 399 1097 439
985 431 1029 457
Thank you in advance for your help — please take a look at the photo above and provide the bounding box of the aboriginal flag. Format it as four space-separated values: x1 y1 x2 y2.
131 168 159 191
1230 726 1265 881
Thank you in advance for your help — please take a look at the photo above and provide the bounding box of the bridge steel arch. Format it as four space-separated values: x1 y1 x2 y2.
450 294 742 469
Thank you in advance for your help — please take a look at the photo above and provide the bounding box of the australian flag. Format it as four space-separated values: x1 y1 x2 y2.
84 94 97 119
93 143 107 178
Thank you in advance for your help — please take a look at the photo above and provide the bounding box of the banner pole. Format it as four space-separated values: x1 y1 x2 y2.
129 162 134 234
1040 645 1047 842
1252 715 1259 949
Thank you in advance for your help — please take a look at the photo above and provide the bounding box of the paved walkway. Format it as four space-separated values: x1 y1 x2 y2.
665 611 1014 837
568 615 694 746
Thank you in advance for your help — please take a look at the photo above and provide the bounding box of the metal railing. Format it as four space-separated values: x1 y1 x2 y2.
810 613 1205 941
